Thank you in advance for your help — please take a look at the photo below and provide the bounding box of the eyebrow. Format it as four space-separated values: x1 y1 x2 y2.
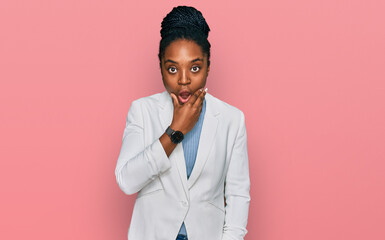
164 58 203 64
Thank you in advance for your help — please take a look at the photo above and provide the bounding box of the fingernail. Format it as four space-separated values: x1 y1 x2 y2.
205 88 208 92
200 88 203 92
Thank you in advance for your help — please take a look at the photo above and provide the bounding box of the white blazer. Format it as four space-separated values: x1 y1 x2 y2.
115 90 250 240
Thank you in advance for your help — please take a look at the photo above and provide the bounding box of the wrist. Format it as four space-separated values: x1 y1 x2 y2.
165 126 184 144
169 123 185 135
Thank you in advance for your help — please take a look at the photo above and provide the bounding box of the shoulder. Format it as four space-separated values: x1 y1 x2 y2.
207 93 245 123
131 92 163 105
128 92 165 111
124 92 165 122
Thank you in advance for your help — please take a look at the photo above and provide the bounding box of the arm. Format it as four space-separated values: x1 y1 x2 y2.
222 111 251 240
115 89 206 195
115 100 171 195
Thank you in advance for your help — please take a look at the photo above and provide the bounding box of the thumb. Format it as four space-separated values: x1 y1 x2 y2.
170 92 178 107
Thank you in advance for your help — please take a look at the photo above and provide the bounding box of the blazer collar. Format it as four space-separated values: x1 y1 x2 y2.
158 90 219 198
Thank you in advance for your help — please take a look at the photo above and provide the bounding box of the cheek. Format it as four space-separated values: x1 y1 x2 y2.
194 73 207 83
162 78 176 90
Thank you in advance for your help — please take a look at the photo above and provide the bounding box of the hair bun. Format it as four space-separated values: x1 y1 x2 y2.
160 6 210 39
158 6 212 67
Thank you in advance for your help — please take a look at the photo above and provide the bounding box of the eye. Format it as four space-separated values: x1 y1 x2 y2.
168 67 177 74
191 66 200 72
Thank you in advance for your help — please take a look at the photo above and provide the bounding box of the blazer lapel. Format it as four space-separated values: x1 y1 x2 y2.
158 91 189 199
187 93 219 189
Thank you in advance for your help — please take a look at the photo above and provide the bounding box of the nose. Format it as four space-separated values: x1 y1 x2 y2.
178 69 191 85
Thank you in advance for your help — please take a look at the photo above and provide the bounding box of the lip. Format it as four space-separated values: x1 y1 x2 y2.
179 89 191 95
178 89 192 104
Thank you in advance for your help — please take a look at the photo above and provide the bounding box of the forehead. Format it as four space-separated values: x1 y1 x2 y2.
164 39 205 61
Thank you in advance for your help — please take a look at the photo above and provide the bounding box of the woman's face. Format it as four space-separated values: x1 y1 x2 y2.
161 39 210 105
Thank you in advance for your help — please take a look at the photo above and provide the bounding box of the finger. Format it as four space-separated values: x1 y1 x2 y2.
187 88 203 105
193 88 206 108
170 92 178 108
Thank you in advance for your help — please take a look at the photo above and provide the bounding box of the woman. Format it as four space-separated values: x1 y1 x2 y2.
115 6 250 240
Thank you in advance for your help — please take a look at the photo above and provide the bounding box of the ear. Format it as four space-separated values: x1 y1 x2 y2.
207 65 210 76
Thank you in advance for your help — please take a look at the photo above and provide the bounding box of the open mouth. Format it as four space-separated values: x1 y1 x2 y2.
178 91 191 104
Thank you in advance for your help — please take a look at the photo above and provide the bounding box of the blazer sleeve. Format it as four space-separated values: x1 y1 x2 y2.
222 111 251 240
115 100 171 195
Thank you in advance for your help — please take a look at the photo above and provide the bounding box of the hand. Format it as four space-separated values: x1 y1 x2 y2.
169 88 207 134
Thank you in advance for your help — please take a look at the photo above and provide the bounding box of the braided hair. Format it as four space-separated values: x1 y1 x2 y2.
158 6 211 68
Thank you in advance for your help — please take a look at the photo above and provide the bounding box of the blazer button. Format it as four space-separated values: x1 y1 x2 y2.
181 201 188 207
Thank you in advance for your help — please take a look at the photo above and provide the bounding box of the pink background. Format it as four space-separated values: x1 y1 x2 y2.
1 0 384 239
